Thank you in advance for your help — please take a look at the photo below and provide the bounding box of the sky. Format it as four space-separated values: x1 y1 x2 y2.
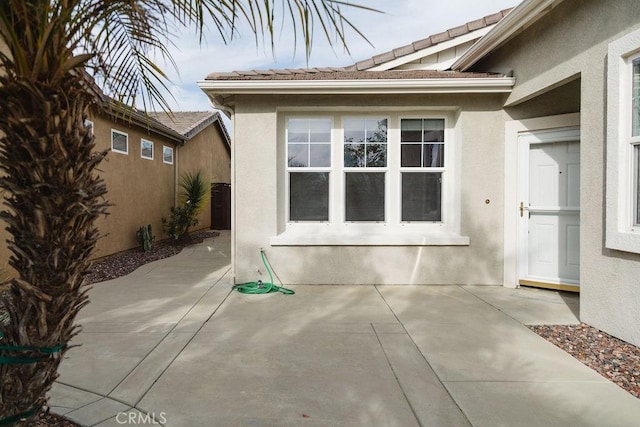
161 0 521 112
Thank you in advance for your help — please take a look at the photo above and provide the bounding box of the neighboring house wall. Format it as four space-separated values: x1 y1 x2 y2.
474 0 640 346
231 93 507 285
178 123 231 231
90 114 178 258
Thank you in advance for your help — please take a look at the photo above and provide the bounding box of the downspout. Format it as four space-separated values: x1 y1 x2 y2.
174 138 186 207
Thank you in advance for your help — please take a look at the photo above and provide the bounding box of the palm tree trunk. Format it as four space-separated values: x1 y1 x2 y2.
0 73 108 425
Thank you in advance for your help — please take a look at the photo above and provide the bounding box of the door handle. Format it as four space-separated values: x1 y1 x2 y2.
520 201 529 218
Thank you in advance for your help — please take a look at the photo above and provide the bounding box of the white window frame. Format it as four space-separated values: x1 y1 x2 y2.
272 111 468 246
111 129 128 154
141 138 154 160
606 28 640 253
162 145 174 164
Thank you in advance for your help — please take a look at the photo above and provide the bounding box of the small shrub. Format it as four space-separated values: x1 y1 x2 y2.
162 203 199 241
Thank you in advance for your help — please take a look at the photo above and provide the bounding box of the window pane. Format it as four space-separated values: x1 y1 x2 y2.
290 172 329 221
163 146 173 164
402 173 442 221
309 119 332 142
401 119 422 142
401 144 422 167
288 144 309 167
345 172 385 221
423 119 445 142
141 140 153 159
310 144 331 167
366 119 387 142
633 59 640 137
344 143 365 167
287 119 309 142
367 144 387 167
423 144 444 167
344 118 365 142
112 131 127 153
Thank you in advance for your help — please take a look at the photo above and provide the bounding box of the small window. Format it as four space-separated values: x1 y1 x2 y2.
163 145 174 164
141 139 154 160
111 129 128 154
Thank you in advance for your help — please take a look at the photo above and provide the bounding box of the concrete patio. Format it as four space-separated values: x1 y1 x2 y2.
50 231 640 426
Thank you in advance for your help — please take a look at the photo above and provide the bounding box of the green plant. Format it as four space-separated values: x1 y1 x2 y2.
163 170 211 242
162 204 199 241
179 169 211 215
136 224 155 252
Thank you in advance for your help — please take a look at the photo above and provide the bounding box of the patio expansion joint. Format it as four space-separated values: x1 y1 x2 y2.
105 266 233 407
373 285 472 427
370 324 424 427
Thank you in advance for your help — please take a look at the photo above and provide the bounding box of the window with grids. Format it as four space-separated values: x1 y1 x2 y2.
343 118 387 222
287 118 331 221
400 118 444 221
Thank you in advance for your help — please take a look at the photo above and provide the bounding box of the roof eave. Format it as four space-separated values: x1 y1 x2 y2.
452 0 565 71
197 77 515 97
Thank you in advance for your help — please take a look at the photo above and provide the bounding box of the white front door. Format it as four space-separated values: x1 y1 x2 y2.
518 129 580 291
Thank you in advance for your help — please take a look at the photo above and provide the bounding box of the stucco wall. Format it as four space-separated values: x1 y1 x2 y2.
232 93 507 285
91 114 177 257
178 123 231 231
474 0 640 345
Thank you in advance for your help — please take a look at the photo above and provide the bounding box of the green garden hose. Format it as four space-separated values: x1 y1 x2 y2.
233 251 295 295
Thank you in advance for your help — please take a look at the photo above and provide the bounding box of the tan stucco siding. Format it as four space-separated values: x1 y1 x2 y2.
475 0 640 345
178 124 231 231
91 115 177 257
232 93 506 285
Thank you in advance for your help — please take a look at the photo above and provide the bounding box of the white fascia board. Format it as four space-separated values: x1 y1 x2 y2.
367 26 494 72
453 0 563 71
197 77 515 96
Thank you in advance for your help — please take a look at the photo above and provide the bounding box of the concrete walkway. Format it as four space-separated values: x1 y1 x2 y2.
50 231 640 426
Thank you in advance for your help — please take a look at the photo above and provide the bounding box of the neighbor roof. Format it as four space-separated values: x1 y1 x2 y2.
149 111 231 148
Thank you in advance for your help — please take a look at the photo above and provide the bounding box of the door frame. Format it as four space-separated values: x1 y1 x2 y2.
516 128 580 291
503 113 581 289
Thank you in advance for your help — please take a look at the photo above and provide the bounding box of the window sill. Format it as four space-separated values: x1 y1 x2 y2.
269 230 470 246
605 229 640 254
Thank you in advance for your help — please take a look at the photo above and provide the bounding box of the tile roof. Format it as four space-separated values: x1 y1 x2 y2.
346 8 513 71
148 111 228 142
206 69 505 81
204 8 513 82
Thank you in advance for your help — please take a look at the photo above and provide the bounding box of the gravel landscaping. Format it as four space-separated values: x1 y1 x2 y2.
530 323 640 399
